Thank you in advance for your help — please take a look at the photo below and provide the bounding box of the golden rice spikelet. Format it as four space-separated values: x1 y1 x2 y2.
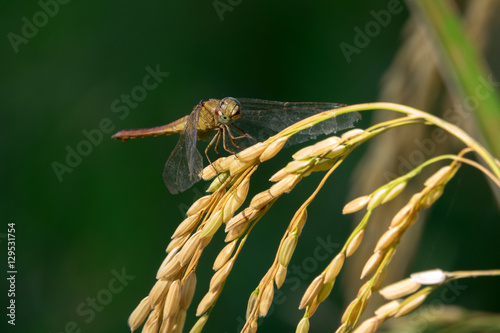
275 264 287 289
296 317 310 333
213 240 237 270
156 254 182 280
225 220 250 241
242 320 258 333
142 312 160 333
285 159 312 173
324 144 347 158
200 210 223 238
174 309 187 333
218 155 237 171
367 188 388 210
335 323 348 333
206 171 229 192
325 253 345 283
159 246 180 271
235 178 250 203
292 208 308 235
379 278 421 300
128 296 151 331
229 158 252 176
424 166 452 187
279 234 298 267
409 192 424 206
372 267 387 291
223 180 250 223
382 182 407 204
298 275 324 309
163 280 181 319
307 299 320 316
190 314 208 333
352 317 379 333
225 207 257 232
223 194 240 223
269 167 290 182
166 233 190 253
374 300 400 318
311 158 335 172
171 213 202 239
361 251 384 279
259 283 275 317
346 230 365 257
317 279 335 303
343 195 371 214
180 271 197 310
270 174 300 196
160 316 176 333
395 293 428 317
341 128 365 142
260 136 289 161
249 190 275 209
178 231 202 266
200 156 232 180
341 298 361 325
200 161 220 180
374 227 402 252
292 145 314 160
148 279 171 307
209 260 233 292
356 281 372 298
246 291 258 320
421 186 444 208
390 202 414 228
311 136 341 157
237 142 267 161
196 290 219 316
186 195 212 216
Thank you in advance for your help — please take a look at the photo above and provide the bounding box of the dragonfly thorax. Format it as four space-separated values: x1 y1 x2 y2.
215 97 241 125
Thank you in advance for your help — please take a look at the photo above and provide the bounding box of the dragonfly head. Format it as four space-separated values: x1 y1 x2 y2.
216 97 241 124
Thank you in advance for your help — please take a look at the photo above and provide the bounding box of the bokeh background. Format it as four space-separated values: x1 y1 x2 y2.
1 1 499 332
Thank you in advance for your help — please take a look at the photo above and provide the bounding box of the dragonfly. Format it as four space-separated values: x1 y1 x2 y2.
112 97 361 194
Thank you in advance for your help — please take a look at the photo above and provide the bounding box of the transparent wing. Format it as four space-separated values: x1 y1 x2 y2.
163 106 203 194
234 98 361 147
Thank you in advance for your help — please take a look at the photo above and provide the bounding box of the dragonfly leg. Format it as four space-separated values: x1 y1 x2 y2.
204 131 221 167
231 123 256 141
214 129 223 157
220 126 239 154
224 125 252 150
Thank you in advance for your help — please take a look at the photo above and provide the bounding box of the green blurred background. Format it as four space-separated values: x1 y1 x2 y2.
1 1 499 332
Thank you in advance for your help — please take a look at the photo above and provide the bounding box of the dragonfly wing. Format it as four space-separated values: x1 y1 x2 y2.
235 98 361 146
163 106 203 194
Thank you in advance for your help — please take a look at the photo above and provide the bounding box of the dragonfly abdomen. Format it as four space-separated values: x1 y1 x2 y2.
112 116 189 141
